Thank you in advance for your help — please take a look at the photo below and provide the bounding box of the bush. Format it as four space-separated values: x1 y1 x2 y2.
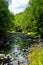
27 44 43 65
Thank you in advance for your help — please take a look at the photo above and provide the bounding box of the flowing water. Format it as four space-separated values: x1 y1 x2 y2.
0 33 43 65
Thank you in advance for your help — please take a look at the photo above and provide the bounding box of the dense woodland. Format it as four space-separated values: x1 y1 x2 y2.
0 0 43 65
0 0 14 41
14 0 43 38
0 0 43 38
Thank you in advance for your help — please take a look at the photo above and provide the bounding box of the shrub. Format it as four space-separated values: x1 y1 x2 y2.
27 44 43 65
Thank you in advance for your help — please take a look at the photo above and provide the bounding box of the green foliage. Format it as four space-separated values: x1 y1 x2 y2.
14 0 43 37
18 40 25 49
28 44 43 65
26 0 43 37
0 0 14 36
14 12 25 32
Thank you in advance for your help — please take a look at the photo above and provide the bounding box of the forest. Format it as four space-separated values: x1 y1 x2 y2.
0 0 43 65
14 0 43 38
0 0 43 38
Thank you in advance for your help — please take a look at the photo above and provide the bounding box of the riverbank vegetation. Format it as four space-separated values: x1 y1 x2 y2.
0 0 43 64
27 44 43 65
14 0 43 38
0 0 14 42
0 0 43 38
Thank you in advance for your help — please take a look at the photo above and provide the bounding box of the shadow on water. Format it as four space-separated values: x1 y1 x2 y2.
0 33 43 65
0 32 43 54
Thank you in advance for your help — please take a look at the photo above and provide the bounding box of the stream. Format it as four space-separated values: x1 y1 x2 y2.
0 32 43 65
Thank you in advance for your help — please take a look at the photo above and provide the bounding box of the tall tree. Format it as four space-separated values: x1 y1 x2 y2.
0 0 14 44
0 0 14 37
25 0 43 37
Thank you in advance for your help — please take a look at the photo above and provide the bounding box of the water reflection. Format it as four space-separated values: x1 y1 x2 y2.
0 44 28 65
0 33 41 65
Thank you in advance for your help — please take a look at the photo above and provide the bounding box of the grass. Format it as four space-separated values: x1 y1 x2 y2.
27 44 43 65
27 32 37 35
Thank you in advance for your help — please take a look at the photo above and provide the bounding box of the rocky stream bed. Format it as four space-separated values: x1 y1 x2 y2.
0 32 43 65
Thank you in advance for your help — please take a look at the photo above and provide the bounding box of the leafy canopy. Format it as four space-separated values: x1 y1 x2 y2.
0 0 14 36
